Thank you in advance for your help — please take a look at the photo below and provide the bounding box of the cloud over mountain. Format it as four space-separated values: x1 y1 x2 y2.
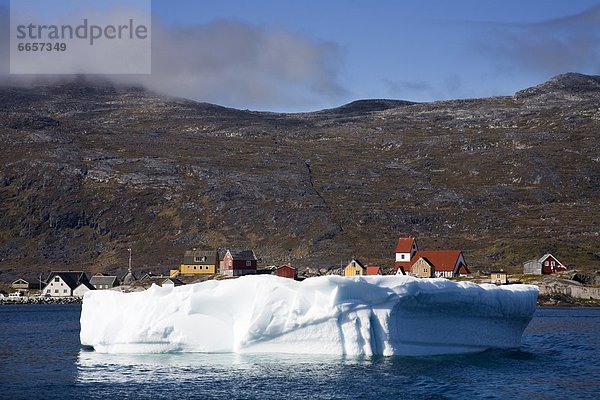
0 5 345 111
476 4 600 76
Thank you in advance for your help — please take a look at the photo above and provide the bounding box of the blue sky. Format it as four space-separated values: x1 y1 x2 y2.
153 0 600 109
2 0 600 111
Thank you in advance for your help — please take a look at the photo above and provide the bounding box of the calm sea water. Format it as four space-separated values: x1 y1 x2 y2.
0 305 598 400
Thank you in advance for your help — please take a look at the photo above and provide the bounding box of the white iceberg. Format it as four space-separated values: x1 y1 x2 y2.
80 275 538 356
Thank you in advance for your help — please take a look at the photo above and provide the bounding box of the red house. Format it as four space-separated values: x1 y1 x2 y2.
365 265 382 275
539 254 566 274
220 249 258 277
274 265 297 279
393 237 470 277
394 237 419 272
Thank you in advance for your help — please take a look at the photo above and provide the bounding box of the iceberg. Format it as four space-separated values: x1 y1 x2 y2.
80 275 538 356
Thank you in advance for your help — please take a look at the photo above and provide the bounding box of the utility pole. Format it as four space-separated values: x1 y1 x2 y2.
128 248 132 272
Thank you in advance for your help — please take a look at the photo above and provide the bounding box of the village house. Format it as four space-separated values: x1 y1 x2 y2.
523 254 566 275
343 258 365 276
73 281 95 298
539 254 566 274
42 271 90 297
171 249 219 277
11 279 30 290
410 257 435 278
393 237 470 277
220 249 258 277
491 270 508 285
121 267 137 285
365 265 382 275
394 237 419 272
274 265 297 279
89 273 119 290
162 278 184 287
139 272 165 283
523 259 542 275
343 259 382 276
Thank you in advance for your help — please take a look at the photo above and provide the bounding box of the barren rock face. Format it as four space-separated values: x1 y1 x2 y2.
0 74 599 278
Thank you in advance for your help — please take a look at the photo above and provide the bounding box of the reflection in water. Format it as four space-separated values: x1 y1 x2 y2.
76 351 386 399
74 349 529 399
77 351 350 384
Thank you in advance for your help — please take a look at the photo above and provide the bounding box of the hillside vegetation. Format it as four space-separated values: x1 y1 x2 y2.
0 73 599 280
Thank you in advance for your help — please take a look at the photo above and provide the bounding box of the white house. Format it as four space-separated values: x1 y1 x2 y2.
394 237 419 274
162 278 184 288
73 282 95 298
42 271 90 297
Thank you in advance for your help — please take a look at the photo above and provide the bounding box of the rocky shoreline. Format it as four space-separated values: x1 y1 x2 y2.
0 297 82 305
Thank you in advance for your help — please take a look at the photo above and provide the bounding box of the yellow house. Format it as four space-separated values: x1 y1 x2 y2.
171 249 218 277
410 257 435 278
491 270 508 285
343 258 365 277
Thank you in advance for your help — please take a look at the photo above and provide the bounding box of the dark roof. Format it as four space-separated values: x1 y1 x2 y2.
183 250 217 265
162 278 184 286
45 271 89 290
139 272 162 281
76 281 95 290
90 275 118 286
226 249 257 261
121 270 137 285
347 258 365 269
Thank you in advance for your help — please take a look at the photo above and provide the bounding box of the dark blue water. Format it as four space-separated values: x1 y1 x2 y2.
0 305 598 399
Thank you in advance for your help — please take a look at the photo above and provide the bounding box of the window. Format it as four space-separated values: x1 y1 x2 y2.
54 289 58 293
246 261 251 267
496 274 501 279
551 261 555 267
545 261 549 266
63 289 67 294
401 254 405 260
55 277 59 282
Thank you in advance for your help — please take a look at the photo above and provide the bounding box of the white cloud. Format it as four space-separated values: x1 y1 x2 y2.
475 5 600 76
0 5 346 111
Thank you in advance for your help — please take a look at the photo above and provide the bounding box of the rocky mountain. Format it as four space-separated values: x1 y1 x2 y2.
0 73 599 280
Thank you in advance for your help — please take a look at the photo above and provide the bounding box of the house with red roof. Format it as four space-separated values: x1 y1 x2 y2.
365 265 382 275
394 236 419 272
343 259 383 277
393 237 470 278
274 265 297 280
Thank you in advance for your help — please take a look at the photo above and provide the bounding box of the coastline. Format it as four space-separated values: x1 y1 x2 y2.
2 293 599 308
